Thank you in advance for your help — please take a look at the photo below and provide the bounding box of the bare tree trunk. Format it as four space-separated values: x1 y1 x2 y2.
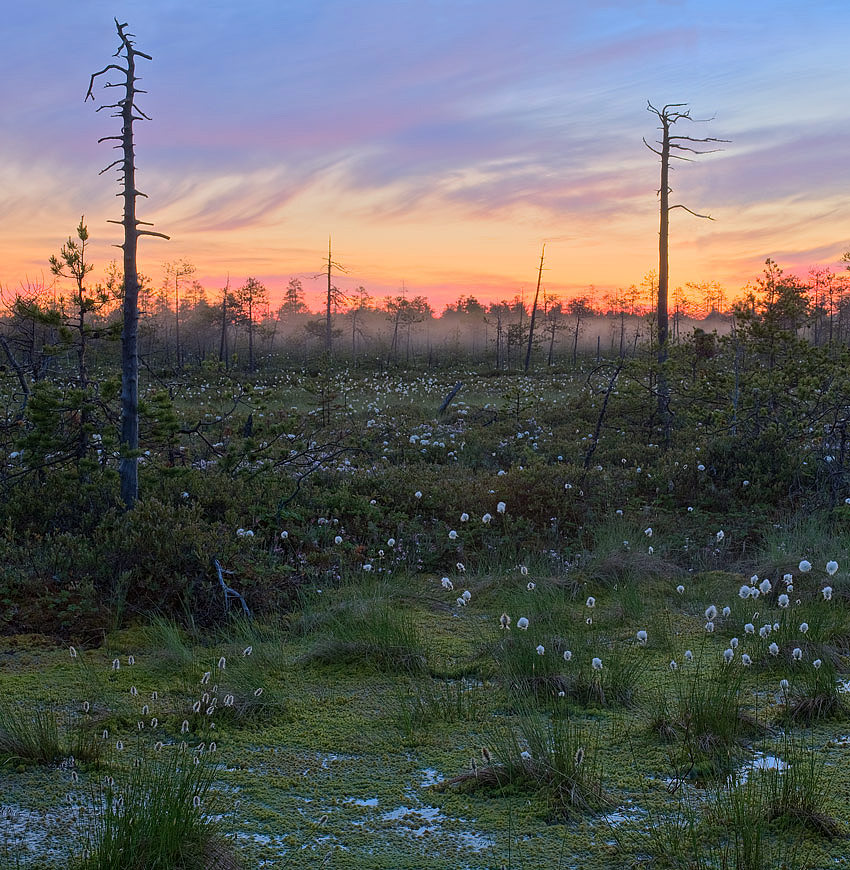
88 19 169 508
645 101 725 444
247 288 255 372
524 245 544 373
326 236 333 355
572 313 581 367
174 272 181 369
219 277 229 366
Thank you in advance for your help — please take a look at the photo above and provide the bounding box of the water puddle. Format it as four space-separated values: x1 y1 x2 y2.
346 796 379 808
454 829 493 852
382 804 443 836
0 803 84 864
419 767 445 787
600 804 646 826
733 753 789 784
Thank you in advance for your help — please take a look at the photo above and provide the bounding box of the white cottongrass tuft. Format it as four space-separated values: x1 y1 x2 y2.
826 560 839 576
716 530 725 541
705 621 715 633
705 605 717 620
462 590 471 602
676 585 685 595
497 501 507 514
517 617 529 630
482 513 492 524
669 660 678 671
813 659 823 669
722 606 731 617
536 644 545 656
822 586 833 601
799 560 812 573
684 650 693 662
448 530 458 540
441 577 454 590
644 527 653 537
723 648 734 663
499 613 511 629
741 653 753 666
778 594 789 608
744 623 755 634
563 650 572 661
739 585 751 599
636 630 648 646
792 647 803 661
730 637 739 648
591 657 603 670
769 642 779 656
586 596 596 608
759 578 772 595
460 513 469 522
799 622 809 634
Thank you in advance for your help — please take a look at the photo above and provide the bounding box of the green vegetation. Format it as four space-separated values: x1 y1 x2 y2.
3 271 850 866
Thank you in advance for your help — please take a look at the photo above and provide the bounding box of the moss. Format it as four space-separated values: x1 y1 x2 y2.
0 565 848 869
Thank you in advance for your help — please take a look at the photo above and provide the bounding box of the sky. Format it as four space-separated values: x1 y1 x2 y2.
1 0 848 311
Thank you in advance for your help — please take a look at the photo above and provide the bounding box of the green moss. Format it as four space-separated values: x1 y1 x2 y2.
0 560 849 868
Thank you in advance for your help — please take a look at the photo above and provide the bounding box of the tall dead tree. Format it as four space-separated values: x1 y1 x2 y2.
323 237 347 356
644 102 725 436
163 259 195 368
87 19 169 507
524 245 545 373
219 275 231 367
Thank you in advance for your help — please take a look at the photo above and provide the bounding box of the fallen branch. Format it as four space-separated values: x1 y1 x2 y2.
438 381 463 417
213 558 250 616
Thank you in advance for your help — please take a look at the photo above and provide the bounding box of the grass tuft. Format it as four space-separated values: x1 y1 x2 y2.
0 704 61 766
74 748 234 870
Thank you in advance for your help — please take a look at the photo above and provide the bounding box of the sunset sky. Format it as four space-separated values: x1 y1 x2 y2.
1 0 848 311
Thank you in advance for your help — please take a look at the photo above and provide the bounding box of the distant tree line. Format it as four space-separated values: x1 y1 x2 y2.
4 247 850 380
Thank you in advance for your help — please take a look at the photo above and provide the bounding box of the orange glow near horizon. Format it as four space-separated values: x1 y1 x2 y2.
4 184 847 317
